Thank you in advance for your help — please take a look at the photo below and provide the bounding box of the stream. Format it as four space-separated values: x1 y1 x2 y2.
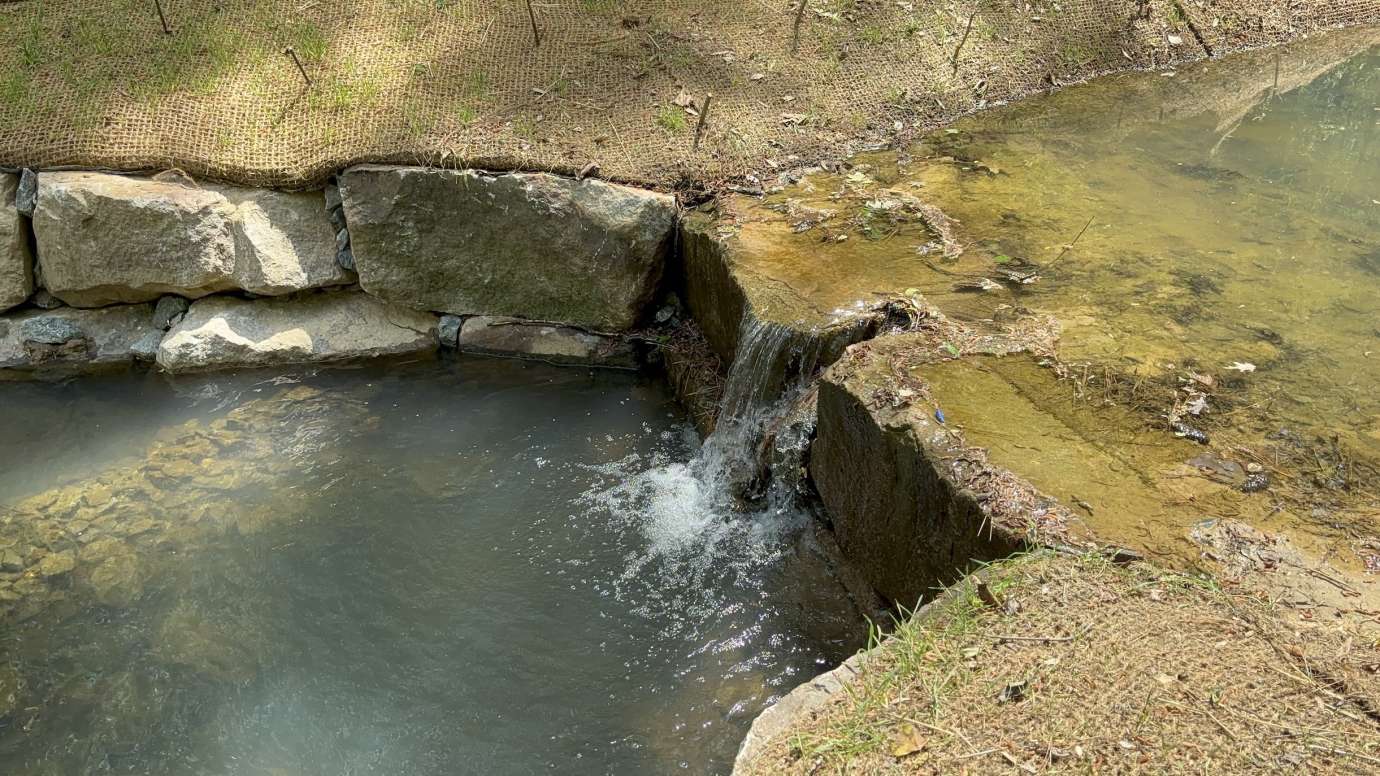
0 358 865 775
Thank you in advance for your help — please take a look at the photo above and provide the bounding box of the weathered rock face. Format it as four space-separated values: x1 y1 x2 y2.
0 304 159 377
157 291 438 373
33 172 352 307
458 315 638 368
810 334 1069 607
340 165 674 330
1 173 34 312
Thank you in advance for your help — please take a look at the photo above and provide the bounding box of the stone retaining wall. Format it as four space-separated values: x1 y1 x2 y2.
0 168 677 378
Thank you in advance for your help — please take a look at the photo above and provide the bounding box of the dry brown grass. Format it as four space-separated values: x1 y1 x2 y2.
740 552 1380 774
1 1 1374 188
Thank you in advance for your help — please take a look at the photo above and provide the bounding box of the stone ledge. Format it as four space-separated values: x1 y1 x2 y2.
457 315 638 369
811 329 1080 607
157 291 438 373
0 304 158 378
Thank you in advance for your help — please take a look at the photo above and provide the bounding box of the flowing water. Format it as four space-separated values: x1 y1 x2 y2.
722 27 1380 572
0 358 866 775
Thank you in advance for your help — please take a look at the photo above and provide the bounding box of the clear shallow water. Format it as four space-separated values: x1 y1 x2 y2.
0 359 864 775
720 27 1380 571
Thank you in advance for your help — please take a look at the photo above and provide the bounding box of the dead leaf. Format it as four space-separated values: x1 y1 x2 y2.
890 723 927 758
672 89 695 108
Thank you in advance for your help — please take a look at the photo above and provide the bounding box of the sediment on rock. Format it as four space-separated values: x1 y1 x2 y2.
340 165 674 331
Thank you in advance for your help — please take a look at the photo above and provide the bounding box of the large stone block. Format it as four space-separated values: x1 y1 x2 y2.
810 334 1061 607
339 166 674 330
0 304 158 377
0 174 34 312
157 291 438 373
33 172 352 307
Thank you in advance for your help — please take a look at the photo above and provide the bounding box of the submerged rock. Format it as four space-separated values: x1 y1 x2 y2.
33 172 353 307
457 315 638 368
1 173 34 313
0 304 160 376
340 165 674 330
157 291 438 373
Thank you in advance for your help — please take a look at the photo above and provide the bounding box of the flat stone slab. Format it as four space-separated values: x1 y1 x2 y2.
33 172 352 307
0 174 34 312
340 166 674 330
157 291 438 373
0 304 158 377
457 315 638 368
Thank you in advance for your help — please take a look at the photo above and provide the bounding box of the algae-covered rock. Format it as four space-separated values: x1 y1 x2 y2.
157 291 438 373
33 172 352 307
0 173 34 312
340 165 674 330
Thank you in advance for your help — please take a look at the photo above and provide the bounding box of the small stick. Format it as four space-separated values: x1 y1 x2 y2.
692 93 713 151
153 0 172 34
1272 52 1280 95
995 633 1075 643
284 47 313 88
951 12 975 75
525 0 541 48
1047 216 1094 267
791 0 808 55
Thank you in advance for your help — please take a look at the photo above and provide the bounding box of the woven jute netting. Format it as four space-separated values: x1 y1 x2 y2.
0 1 1376 190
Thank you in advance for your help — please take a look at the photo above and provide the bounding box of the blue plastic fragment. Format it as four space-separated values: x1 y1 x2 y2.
934 408 946 424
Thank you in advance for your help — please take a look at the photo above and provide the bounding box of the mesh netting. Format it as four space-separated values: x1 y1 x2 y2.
0 1 1375 189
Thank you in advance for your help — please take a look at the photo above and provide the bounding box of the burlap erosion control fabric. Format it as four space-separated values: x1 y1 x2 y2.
0 1 1375 189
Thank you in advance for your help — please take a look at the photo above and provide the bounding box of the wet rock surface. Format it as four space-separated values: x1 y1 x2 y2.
0 304 159 377
340 165 673 330
33 172 352 307
457 315 638 368
0 173 34 312
157 290 438 372
810 329 1074 607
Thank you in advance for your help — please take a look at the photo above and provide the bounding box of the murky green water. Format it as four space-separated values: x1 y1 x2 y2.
732 27 1380 572
0 359 864 775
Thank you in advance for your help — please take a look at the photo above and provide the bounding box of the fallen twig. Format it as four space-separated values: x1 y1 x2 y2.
1047 216 1094 267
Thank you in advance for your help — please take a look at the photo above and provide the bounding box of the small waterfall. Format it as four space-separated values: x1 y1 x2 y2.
580 307 853 581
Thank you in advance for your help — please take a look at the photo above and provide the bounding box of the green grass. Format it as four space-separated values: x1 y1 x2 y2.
656 106 688 134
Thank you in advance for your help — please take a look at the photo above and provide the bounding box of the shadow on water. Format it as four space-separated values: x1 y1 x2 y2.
0 358 865 775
